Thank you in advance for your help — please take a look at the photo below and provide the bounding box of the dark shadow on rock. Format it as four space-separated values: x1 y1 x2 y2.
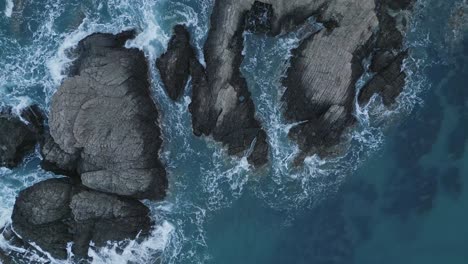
157 25 195 101
0 105 45 168
11 178 152 260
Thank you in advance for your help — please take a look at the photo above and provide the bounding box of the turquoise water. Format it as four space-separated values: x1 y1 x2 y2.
0 0 467 263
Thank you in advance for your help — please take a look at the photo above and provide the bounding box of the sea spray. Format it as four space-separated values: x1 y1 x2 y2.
0 0 442 262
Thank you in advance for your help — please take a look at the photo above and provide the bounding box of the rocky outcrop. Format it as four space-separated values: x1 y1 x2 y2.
359 51 408 106
197 0 414 164
8 32 165 260
0 105 44 168
156 25 195 101
358 0 415 106
280 0 379 161
192 0 273 167
11 178 151 259
41 31 167 200
157 20 269 167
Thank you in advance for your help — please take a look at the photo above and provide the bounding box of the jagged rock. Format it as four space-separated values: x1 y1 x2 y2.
200 0 414 164
359 0 416 107
11 178 151 259
157 25 195 101
41 31 168 200
192 0 274 167
281 0 378 160
359 51 408 106
0 105 44 168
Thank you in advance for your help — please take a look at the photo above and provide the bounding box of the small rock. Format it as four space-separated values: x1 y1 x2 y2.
157 25 196 101
0 105 44 168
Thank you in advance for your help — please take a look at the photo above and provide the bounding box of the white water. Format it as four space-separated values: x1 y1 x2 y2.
0 0 437 262
4 0 13 17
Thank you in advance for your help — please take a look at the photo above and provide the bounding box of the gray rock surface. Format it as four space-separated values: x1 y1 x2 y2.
280 0 379 161
192 0 273 167
41 31 167 199
200 0 384 163
200 0 412 162
359 51 408 106
157 25 195 101
0 105 44 168
358 0 415 106
11 178 151 259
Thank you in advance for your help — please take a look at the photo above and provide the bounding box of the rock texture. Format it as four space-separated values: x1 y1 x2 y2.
0 105 44 168
193 0 273 167
358 0 415 106
280 0 379 161
196 0 412 162
11 178 151 259
156 25 195 101
196 0 413 164
158 21 270 167
41 31 167 200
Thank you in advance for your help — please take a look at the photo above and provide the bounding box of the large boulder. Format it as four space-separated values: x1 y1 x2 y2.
11 178 151 259
156 25 195 101
280 0 379 161
0 105 44 168
41 31 168 200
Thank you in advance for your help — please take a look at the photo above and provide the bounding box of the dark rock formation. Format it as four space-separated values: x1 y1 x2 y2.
280 0 378 161
41 31 167 200
192 0 273 167
200 0 414 164
156 25 195 101
359 51 408 106
12 178 151 259
0 105 44 168
358 0 415 106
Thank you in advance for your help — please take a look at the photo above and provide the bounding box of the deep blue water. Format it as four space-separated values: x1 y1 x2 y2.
0 0 467 263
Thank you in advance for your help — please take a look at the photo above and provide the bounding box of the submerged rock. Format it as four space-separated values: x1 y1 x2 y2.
42 31 167 200
0 105 44 168
11 178 151 259
157 25 195 101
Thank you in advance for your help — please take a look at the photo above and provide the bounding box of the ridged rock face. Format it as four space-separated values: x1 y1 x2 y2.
156 25 195 101
281 0 379 161
200 0 413 163
0 105 44 168
358 0 415 107
12 178 151 259
193 0 271 167
42 31 167 200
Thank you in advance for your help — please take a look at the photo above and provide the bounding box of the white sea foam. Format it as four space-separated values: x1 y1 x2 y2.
4 0 13 17
0 0 442 262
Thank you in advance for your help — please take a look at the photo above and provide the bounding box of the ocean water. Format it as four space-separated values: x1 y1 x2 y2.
0 0 467 263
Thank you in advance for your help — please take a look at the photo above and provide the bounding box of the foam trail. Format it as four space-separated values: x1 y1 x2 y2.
4 0 13 17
